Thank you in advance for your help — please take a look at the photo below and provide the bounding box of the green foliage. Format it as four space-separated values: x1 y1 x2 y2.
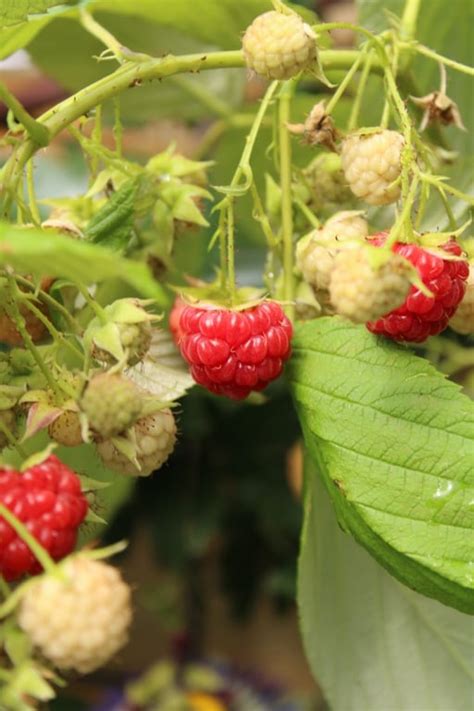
299 460 474 711
85 178 138 251
85 0 316 49
0 0 74 26
357 0 473 229
289 318 474 613
0 223 166 301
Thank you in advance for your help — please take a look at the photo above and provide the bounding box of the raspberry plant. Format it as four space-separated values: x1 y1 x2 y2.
0 0 473 708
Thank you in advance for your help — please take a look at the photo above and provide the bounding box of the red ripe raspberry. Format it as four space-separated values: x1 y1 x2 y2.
179 301 293 400
366 234 469 342
0 455 88 581
169 296 186 346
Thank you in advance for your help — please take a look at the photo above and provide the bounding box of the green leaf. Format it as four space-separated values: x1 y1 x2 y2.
0 223 166 302
4 625 32 666
161 183 210 228
126 329 194 401
85 0 316 49
85 178 138 252
299 457 474 711
0 0 74 26
288 318 474 613
0 20 48 59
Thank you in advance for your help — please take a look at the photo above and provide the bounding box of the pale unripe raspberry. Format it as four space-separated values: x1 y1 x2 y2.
296 211 368 291
242 11 317 80
18 556 132 674
341 130 404 205
324 211 369 241
81 373 142 439
93 321 152 367
48 410 83 447
97 409 176 476
302 154 354 215
449 266 474 334
329 247 411 323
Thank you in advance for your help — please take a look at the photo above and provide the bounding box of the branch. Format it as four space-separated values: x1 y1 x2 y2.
0 82 49 147
0 48 380 216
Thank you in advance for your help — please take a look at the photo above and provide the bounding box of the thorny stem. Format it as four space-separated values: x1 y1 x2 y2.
294 199 321 229
5 276 62 397
90 104 103 179
406 43 474 77
400 0 422 40
325 48 367 116
26 161 41 225
279 81 295 320
222 81 279 302
417 171 474 206
0 83 49 147
22 299 84 362
380 38 401 129
437 189 458 231
113 96 123 157
0 503 58 576
387 175 420 247
226 201 236 304
250 183 278 248
14 275 82 333
0 49 376 216
348 49 373 131
75 283 109 324
218 210 227 289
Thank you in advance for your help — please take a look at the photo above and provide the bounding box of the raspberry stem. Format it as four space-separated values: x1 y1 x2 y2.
0 82 49 148
348 49 373 131
325 47 367 116
0 49 376 217
279 80 295 319
113 96 123 157
14 275 82 333
0 418 27 458
26 161 41 226
5 276 62 398
21 298 84 363
0 503 58 577
75 282 109 324
400 0 422 40
406 43 474 77
219 81 279 303
387 175 419 247
90 105 103 182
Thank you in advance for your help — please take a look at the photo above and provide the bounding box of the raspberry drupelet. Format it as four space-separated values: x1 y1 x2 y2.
366 235 469 342
0 455 88 580
178 301 293 400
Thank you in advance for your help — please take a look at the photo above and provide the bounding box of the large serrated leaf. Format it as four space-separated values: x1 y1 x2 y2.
299 457 474 711
85 0 316 49
0 222 166 302
0 0 73 26
288 318 474 613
